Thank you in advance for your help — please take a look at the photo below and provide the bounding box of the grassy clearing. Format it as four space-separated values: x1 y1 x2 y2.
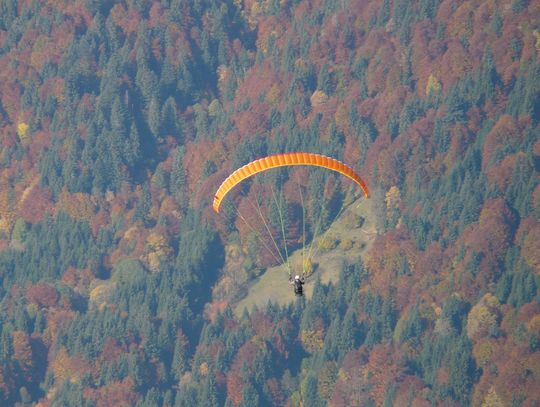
234 197 377 315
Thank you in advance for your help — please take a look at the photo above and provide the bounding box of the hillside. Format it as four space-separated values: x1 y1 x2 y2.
235 196 377 313
0 0 538 406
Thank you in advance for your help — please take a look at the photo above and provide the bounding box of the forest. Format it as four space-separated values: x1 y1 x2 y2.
0 0 538 405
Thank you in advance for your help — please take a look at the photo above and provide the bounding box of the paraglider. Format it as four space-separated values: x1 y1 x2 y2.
290 274 305 296
213 152 369 295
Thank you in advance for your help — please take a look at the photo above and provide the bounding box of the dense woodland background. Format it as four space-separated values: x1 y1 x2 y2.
0 0 539 405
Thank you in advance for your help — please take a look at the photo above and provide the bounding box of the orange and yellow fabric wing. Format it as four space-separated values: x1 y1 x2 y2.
213 152 369 212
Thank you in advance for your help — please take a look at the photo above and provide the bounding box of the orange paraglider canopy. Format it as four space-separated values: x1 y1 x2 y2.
213 152 369 213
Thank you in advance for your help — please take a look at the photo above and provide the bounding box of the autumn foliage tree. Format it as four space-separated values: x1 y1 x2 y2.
0 0 538 405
